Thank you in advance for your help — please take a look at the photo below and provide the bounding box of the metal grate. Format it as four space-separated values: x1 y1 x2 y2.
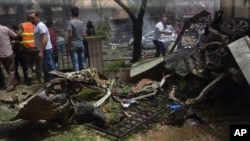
56 43 72 72
86 94 171 139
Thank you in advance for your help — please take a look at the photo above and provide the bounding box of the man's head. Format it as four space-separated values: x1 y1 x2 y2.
28 12 40 25
161 17 168 26
71 7 79 17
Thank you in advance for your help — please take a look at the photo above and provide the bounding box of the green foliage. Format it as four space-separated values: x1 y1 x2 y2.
72 87 103 101
103 61 126 71
94 22 110 37
121 84 132 93
0 103 18 122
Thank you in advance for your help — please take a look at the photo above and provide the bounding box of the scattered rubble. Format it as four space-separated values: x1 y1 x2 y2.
0 10 249 140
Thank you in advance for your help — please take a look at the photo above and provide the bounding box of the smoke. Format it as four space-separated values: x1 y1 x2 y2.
143 13 155 34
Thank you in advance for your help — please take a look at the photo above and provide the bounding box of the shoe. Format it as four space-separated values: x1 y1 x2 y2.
6 85 15 92
14 80 19 86
26 77 32 85
27 73 32 78
34 79 42 84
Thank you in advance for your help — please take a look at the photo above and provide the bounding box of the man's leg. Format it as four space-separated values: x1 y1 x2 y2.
1 54 16 92
42 49 56 83
70 49 79 72
14 54 20 81
78 46 87 70
53 50 59 70
34 51 42 83
0 64 5 88
153 40 161 57
159 41 166 56
23 51 33 85
17 52 28 83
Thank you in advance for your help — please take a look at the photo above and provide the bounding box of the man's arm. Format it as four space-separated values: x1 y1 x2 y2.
155 25 172 35
8 28 18 38
159 30 172 35
39 33 48 58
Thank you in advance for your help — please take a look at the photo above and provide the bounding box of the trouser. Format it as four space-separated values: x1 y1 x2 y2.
42 48 56 83
153 40 166 57
70 42 87 72
53 50 59 69
0 65 5 87
0 54 16 89
22 47 41 81
13 48 27 82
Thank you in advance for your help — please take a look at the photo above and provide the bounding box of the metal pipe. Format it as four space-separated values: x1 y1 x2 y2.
168 85 185 105
185 73 227 105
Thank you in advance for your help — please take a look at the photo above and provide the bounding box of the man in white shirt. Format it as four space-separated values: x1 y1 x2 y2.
29 12 56 83
153 17 172 57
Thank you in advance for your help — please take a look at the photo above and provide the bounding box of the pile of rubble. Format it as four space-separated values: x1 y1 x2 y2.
0 10 250 140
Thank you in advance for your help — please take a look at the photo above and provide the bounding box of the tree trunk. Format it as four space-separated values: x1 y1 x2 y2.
132 20 143 62
114 0 148 62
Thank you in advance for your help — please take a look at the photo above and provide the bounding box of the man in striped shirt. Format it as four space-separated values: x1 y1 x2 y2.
0 24 18 92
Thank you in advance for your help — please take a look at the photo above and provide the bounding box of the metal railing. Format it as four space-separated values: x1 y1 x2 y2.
56 42 72 72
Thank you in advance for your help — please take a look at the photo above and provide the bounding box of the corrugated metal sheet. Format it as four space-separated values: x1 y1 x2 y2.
228 36 250 86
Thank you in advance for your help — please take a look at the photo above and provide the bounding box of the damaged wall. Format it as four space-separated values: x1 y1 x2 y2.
221 0 250 20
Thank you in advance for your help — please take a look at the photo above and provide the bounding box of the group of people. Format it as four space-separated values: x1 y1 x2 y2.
188 23 207 47
152 17 208 57
0 6 95 92
0 12 56 92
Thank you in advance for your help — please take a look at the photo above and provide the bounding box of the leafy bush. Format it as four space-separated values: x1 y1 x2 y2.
95 22 110 39
103 61 126 71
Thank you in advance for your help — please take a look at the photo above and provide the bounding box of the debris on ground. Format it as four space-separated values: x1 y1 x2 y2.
0 10 250 141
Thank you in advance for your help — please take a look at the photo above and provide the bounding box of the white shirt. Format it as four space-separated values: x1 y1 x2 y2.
198 28 205 35
34 22 52 50
153 21 165 42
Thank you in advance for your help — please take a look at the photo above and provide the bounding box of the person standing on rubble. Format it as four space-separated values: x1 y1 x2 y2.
153 17 173 57
0 23 18 92
29 12 56 83
20 15 41 85
11 24 28 84
67 6 87 72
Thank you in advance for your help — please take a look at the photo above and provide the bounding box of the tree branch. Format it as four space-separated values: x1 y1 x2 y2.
114 0 136 21
137 0 148 20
